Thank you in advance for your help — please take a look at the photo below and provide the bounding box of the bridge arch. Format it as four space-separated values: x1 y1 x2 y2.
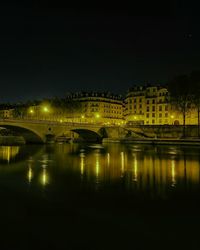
71 129 102 143
0 124 45 143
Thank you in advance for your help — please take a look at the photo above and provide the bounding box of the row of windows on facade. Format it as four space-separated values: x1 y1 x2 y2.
86 108 122 114
147 105 168 112
146 119 169 124
85 103 122 109
128 98 168 104
129 105 168 111
146 113 168 118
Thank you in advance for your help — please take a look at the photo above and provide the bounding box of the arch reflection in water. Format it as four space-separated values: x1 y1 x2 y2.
0 146 20 163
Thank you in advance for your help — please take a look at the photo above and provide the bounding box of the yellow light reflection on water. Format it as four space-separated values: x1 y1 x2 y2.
0 146 20 163
171 159 176 187
80 152 85 175
28 166 33 183
27 157 34 183
133 155 138 182
40 165 49 186
120 152 125 177
95 153 100 178
107 153 110 167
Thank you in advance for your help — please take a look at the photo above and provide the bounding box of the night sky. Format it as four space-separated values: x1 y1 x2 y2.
0 1 200 102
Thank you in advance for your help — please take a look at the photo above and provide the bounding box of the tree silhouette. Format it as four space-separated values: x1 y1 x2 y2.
189 70 200 137
168 74 192 137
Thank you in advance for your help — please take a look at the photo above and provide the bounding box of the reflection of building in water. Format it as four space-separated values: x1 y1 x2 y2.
0 146 20 163
73 145 200 196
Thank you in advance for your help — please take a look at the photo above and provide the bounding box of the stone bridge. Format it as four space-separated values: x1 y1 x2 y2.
0 119 143 143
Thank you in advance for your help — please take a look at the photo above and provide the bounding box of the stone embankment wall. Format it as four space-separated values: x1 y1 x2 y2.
127 125 200 138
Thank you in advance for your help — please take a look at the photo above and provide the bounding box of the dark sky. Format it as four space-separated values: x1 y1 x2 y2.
0 1 200 102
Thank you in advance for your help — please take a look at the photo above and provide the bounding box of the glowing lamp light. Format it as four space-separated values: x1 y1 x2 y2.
29 109 34 114
43 107 49 112
171 115 174 119
95 113 100 119
81 115 85 119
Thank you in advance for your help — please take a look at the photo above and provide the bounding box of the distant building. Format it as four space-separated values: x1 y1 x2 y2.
125 85 171 125
0 108 14 119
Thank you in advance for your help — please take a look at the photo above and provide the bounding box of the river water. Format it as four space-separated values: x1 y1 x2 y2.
0 143 200 249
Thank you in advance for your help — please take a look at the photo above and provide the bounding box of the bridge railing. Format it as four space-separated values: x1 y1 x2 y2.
0 118 121 128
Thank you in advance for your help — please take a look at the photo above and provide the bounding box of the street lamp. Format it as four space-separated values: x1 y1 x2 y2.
43 106 49 113
41 106 50 120
95 113 100 124
81 115 85 123
28 108 34 120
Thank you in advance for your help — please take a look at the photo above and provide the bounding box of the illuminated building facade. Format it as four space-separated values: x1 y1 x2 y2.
1 87 199 126
64 92 124 124
125 85 171 125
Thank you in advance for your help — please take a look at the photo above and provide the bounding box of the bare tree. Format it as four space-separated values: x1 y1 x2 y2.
168 75 191 138
189 71 200 137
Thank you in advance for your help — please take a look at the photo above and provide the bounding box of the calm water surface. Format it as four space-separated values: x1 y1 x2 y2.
0 143 200 249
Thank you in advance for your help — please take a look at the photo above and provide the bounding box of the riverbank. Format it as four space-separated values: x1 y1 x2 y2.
103 137 200 146
0 136 25 145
